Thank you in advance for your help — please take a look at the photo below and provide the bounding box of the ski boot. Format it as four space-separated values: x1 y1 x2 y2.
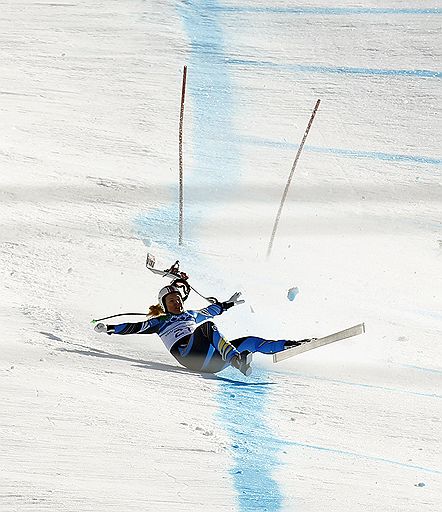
284 338 317 349
230 351 253 376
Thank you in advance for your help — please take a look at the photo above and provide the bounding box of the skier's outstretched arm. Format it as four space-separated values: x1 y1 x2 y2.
94 318 161 335
193 292 245 322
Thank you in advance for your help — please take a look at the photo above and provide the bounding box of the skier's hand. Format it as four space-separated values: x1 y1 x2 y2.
226 292 245 306
220 291 245 311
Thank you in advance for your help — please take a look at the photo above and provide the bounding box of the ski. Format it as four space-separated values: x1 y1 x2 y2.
145 253 188 280
145 252 217 304
273 323 365 363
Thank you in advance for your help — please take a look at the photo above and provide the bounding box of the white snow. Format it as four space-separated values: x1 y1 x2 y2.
1 1 441 511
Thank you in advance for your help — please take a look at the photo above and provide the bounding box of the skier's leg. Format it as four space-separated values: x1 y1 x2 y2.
191 324 253 375
230 336 313 354
227 336 285 354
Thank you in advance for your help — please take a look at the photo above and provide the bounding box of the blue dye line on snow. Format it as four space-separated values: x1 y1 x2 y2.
275 369 442 399
240 135 442 166
399 364 442 375
227 58 442 79
217 366 284 511
208 6 441 16
305 145 442 166
176 2 284 511
287 440 442 474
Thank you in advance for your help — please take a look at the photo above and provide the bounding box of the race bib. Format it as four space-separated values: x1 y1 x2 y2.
160 320 196 351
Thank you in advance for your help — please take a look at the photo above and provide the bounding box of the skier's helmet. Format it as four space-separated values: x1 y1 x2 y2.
158 285 183 310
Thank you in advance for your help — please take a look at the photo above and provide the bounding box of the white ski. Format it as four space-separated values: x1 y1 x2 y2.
273 323 365 363
145 253 185 279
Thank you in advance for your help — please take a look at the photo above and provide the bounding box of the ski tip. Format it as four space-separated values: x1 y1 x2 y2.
362 322 366 333
91 319 97 324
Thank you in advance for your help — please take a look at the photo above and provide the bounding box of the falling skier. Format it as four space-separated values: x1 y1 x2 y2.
93 281 313 376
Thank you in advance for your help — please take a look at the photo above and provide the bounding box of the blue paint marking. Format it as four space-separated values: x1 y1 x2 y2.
305 145 442 166
399 364 442 375
274 369 442 399
413 308 442 321
217 366 284 511
176 2 284 510
227 58 442 79
287 440 442 474
240 135 442 166
177 1 239 187
208 6 441 15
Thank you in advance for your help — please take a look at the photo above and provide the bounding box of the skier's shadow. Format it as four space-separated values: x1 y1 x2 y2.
61 346 195 375
40 331 195 375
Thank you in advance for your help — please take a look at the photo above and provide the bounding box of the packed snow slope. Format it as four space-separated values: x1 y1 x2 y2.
1 1 441 511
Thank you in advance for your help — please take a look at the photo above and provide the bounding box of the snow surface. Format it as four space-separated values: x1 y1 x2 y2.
1 1 441 511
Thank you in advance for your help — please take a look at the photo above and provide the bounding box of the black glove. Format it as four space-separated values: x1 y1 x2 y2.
219 292 245 311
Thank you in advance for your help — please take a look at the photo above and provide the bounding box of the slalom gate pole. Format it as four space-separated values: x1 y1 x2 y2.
266 99 321 258
178 65 187 246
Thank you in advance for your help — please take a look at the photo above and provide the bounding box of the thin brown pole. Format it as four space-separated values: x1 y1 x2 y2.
178 65 187 246
266 99 321 258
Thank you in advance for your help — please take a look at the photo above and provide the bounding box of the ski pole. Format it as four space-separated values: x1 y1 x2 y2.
187 283 217 304
91 313 148 323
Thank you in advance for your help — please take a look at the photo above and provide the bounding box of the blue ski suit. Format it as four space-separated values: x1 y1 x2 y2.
108 303 290 373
